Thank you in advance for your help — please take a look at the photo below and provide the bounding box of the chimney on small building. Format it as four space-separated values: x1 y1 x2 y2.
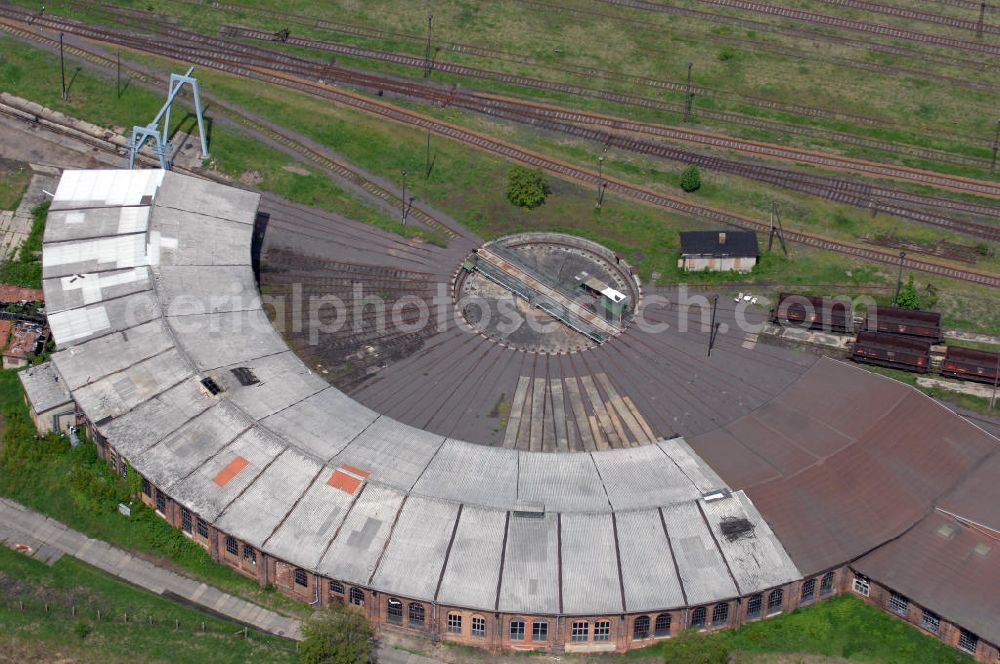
718 232 727 245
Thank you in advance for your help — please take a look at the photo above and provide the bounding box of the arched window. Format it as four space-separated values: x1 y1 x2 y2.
386 598 402 624
447 613 462 634
654 613 671 637
471 615 486 638
767 588 784 615
819 571 834 596
408 602 425 627
746 593 763 619
691 606 707 629
349 587 364 606
633 615 650 640
711 603 729 627
801 578 816 604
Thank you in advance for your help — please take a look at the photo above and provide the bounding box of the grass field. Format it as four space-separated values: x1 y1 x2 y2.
0 367 309 620
631 596 975 664
0 159 31 210
0 35 439 245
31 0 1000 177
0 545 297 663
0 202 47 289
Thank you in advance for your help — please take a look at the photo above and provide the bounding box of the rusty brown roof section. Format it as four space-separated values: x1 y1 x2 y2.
0 285 44 303
853 510 1000 646
687 357 998 575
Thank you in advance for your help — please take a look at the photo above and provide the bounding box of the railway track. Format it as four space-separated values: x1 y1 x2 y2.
78 24 1000 239
3 13 998 287
811 0 1000 35
172 27 1000 182
0 18 462 242
600 0 1000 57
68 1 1000 169
216 66 1000 288
29 13 998 210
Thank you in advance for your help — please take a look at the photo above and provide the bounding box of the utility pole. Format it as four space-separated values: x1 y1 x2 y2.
400 169 408 225
423 13 434 78
425 129 432 178
684 62 694 123
59 33 66 101
892 251 906 306
977 1 986 38
991 119 1000 176
116 50 121 99
707 293 720 357
768 200 788 256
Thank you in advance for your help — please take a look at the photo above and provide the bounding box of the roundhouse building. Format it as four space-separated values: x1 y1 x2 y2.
35 170 999 659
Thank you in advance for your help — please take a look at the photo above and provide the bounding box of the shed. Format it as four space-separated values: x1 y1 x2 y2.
678 231 759 273
18 361 75 433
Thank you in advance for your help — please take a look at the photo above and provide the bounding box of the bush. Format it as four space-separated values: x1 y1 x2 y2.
662 629 730 664
300 604 375 664
680 165 702 192
506 165 548 209
718 47 737 62
896 275 921 310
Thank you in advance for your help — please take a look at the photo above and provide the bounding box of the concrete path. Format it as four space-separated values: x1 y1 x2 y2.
0 164 59 260
0 497 302 640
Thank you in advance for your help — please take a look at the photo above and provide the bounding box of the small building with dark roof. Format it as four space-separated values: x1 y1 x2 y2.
678 231 759 273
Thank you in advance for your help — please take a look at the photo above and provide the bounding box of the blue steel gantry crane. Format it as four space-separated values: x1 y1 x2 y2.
128 67 208 170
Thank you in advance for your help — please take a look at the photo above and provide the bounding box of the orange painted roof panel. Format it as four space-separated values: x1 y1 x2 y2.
213 456 249 487
328 470 363 494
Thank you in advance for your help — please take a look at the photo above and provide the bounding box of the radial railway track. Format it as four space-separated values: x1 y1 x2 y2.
2 14 998 287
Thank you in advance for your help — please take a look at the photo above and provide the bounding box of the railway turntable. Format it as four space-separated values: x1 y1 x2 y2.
35 170 1000 660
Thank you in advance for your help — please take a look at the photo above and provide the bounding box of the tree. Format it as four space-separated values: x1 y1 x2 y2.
662 628 730 664
680 165 701 192
896 274 921 310
300 604 375 664
506 165 548 209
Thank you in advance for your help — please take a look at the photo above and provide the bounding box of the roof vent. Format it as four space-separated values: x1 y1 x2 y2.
936 523 957 540
513 500 545 519
230 367 259 386
720 516 756 542
973 542 992 557
702 488 731 503
200 377 224 395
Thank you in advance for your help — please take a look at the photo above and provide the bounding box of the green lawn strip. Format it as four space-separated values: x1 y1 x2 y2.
0 202 47 288
0 34 436 245
0 161 32 210
0 546 297 664
624 596 973 664
0 368 308 619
